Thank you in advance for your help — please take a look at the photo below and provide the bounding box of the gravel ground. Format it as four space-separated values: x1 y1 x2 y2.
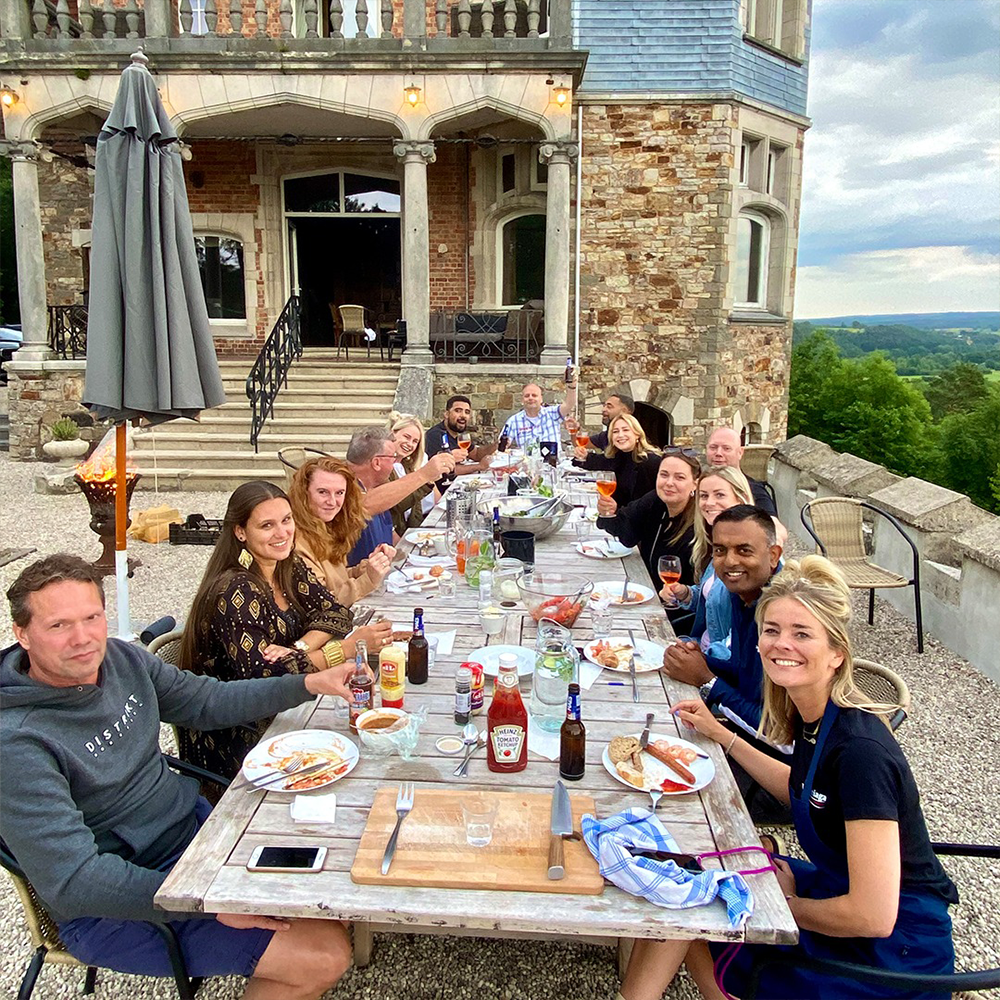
1 453 998 999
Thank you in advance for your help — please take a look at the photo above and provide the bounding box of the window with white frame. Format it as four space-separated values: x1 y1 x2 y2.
734 211 769 309
195 236 246 319
184 0 208 35
742 0 805 57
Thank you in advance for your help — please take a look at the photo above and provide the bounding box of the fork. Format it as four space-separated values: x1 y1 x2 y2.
380 782 415 875
231 750 304 791
648 788 663 812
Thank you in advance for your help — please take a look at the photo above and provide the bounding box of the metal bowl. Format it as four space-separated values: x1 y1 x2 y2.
478 494 574 540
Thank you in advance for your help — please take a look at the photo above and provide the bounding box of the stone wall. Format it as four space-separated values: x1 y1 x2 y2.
38 144 93 307
577 101 736 445
6 363 111 459
718 319 791 443
771 435 1000 684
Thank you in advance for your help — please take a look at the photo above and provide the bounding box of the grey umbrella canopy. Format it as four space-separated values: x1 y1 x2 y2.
83 50 226 423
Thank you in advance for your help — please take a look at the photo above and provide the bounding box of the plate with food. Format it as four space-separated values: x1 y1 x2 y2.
590 581 656 606
469 643 535 678
406 531 451 566
400 565 452 582
241 729 359 793
583 637 666 673
603 732 715 794
574 538 634 559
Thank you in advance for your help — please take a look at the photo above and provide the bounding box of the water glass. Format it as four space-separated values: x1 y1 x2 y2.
591 601 615 638
573 519 591 544
462 798 499 847
438 574 456 599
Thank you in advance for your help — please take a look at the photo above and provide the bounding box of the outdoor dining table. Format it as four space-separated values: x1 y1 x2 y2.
156 475 797 969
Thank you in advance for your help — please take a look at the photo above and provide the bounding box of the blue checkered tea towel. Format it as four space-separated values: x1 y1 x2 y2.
581 808 754 929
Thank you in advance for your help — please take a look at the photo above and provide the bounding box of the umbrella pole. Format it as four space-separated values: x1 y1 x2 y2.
115 422 134 640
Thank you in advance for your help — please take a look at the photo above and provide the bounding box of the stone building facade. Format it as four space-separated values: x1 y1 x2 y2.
2 0 812 457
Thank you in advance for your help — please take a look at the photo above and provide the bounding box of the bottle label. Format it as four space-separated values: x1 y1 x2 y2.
413 610 424 634
455 690 471 715
566 689 581 720
490 723 525 762
352 688 372 711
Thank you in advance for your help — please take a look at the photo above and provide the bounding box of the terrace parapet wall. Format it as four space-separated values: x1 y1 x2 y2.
771 434 1000 685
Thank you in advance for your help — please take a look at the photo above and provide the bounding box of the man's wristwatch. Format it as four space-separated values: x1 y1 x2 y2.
293 639 310 652
699 677 717 701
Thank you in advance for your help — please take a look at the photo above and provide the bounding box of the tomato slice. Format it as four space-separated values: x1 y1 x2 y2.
659 778 690 793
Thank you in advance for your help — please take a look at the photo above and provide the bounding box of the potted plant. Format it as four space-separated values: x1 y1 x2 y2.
42 417 89 463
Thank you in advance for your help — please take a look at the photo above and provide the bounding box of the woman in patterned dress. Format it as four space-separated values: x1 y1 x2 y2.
179 480 392 779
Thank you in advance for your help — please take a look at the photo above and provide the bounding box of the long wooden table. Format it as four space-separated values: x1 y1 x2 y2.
156 480 796 964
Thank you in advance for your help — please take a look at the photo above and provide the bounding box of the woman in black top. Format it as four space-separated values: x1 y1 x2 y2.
572 413 661 508
595 450 700 589
622 556 957 1000
179 480 391 779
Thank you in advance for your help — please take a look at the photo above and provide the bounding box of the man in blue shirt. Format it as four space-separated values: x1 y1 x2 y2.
345 427 455 566
499 376 577 457
662 505 789 821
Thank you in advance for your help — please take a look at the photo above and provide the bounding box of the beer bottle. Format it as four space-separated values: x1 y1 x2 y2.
492 506 502 554
559 682 586 781
407 607 429 685
348 640 374 734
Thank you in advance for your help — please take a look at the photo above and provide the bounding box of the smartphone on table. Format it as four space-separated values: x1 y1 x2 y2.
246 845 327 873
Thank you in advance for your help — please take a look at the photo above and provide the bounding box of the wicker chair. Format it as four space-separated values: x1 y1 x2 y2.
0 753 226 999
334 304 370 359
853 657 910 731
801 497 924 653
276 447 332 489
740 445 775 483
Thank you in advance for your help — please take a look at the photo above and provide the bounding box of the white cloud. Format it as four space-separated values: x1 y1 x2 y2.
794 245 1000 318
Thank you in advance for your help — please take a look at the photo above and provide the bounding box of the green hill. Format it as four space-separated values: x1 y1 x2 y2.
801 311 999 330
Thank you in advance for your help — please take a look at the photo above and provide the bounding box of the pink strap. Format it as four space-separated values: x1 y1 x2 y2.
713 942 742 1000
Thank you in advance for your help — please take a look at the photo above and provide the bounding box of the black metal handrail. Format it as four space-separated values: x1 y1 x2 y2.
245 295 302 452
48 304 88 359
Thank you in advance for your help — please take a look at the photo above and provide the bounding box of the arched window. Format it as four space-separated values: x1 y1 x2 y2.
500 213 545 305
195 235 246 319
741 422 763 445
633 401 673 449
734 210 770 309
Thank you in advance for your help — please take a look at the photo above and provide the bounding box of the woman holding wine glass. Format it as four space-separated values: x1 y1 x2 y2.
572 414 662 508
596 450 700 589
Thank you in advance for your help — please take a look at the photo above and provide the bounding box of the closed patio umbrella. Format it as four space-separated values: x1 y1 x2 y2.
83 49 226 638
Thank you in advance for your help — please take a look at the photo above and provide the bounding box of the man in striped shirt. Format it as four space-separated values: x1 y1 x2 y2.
499 376 578 457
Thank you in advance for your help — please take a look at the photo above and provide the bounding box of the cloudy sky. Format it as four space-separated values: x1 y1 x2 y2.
794 0 1000 318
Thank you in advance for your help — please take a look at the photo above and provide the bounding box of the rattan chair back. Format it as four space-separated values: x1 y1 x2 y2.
7 868 83 968
805 497 867 562
148 630 184 665
852 658 911 729
740 445 774 483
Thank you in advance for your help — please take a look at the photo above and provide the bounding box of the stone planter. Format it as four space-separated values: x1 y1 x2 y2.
42 438 89 464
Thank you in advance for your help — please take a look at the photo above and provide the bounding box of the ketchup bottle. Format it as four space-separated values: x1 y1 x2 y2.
487 653 528 772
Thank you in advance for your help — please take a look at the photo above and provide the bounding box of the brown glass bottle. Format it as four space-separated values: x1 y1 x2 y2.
348 640 374 734
559 682 586 781
407 607 429 685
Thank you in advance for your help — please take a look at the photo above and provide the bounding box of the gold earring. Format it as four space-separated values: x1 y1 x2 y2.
238 547 253 570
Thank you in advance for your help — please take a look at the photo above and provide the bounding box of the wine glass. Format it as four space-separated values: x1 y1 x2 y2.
658 555 682 605
575 429 590 449
456 432 472 461
595 470 616 498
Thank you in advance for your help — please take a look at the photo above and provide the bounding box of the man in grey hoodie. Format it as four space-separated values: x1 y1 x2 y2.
1 554 352 998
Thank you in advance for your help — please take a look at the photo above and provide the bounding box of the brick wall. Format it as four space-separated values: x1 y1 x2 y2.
428 144 475 309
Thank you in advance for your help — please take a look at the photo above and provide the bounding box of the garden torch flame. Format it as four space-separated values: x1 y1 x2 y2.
75 435 135 483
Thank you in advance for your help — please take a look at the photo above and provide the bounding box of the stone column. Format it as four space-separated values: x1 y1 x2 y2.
538 140 578 366
393 140 435 365
0 0 31 38
0 140 51 363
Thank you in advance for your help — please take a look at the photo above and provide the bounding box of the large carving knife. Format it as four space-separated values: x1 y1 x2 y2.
547 780 573 880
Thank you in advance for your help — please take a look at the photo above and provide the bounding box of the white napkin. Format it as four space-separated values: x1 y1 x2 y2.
527 715 561 761
290 790 337 824
385 571 440 595
578 659 604 690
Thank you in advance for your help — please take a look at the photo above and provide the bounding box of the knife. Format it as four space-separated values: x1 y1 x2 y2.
639 712 654 750
547 780 574 880
240 759 334 793
627 629 639 704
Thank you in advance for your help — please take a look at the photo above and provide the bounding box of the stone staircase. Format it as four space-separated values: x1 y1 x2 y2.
130 349 400 491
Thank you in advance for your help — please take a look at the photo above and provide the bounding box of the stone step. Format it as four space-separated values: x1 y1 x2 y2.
194 414 390 430
216 399 391 413
133 432 353 451
133 467 288 491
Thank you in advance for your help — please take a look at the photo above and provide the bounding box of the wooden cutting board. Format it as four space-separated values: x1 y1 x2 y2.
350 787 604 895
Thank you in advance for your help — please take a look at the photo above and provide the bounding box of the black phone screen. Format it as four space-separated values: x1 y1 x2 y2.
253 847 321 869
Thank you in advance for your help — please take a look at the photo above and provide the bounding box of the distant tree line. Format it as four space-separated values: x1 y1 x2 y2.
788 330 1000 514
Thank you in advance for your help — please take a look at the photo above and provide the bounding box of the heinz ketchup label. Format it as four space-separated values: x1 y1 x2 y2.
490 723 525 761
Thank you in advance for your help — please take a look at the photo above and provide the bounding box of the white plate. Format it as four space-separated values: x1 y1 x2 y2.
574 539 634 559
400 565 452 582
602 733 715 795
583 637 667 673
468 643 535 678
591 581 656 606
241 729 359 794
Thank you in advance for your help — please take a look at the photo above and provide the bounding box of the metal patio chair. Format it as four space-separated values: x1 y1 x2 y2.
276 446 333 488
743 841 1000 998
801 497 924 653
1 753 228 1000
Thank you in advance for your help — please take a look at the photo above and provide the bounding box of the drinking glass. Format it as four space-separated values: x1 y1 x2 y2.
438 573 456 599
574 519 591 545
596 470 617 499
575 430 591 449
462 798 499 847
591 600 615 638
457 432 472 461
658 555 683 605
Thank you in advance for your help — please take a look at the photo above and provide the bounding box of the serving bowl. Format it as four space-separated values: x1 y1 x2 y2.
479 494 574 540
516 572 595 628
